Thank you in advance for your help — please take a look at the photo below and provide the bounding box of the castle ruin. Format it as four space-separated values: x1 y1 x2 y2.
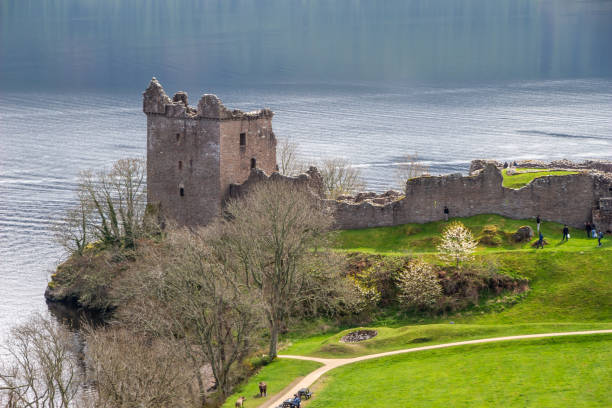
144 79 612 233
143 78 277 225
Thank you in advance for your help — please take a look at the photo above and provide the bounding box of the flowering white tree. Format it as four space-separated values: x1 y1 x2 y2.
396 259 442 310
437 221 478 268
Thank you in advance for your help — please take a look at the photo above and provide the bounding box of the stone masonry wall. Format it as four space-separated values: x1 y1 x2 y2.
331 163 612 230
229 166 325 200
144 78 277 226
220 117 277 199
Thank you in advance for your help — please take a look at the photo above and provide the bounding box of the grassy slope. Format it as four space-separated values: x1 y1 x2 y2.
282 215 611 357
305 334 612 408
333 214 602 254
501 167 579 189
226 215 610 405
221 359 322 408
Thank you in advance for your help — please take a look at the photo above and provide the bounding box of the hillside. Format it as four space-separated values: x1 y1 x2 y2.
222 215 611 407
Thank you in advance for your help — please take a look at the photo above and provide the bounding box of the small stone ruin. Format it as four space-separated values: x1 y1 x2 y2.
512 226 534 242
340 329 378 343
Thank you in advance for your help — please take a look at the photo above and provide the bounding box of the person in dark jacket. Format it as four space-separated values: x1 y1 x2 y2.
561 225 570 242
585 222 592 238
598 230 604 247
444 206 449 221
536 215 541 233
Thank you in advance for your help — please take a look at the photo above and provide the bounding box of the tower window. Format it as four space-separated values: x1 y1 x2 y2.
179 187 185 197
251 158 257 169
178 160 183 170
240 133 246 147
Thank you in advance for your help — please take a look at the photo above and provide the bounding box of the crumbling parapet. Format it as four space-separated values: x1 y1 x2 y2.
229 167 325 200
143 78 274 121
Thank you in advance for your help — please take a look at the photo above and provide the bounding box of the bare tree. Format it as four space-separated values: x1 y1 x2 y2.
118 226 262 399
0 314 82 408
395 152 429 189
83 326 193 408
318 158 365 198
437 221 478 268
80 157 147 248
277 138 306 176
54 190 90 256
221 180 334 357
293 252 364 318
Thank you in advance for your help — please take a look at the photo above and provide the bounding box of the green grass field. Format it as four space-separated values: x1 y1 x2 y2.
333 214 606 254
221 359 322 408
305 334 612 408
284 217 612 357
502 167 579 189
282 322 612 358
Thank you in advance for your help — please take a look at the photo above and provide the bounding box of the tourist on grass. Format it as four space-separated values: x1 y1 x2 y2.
536 231 544 249
562 225 570 242
592 228 598 238
444 206 449 221
598 230 604 247
536 215 541 233
585 222 592 238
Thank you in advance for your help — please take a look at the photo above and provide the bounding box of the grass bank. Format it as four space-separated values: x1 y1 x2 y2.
501 167 579 189
221 359 322 408
305 334 612 407
333 214 604 254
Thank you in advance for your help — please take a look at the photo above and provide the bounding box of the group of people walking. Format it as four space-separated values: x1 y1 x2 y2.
535 215 605 248
585 222 605 247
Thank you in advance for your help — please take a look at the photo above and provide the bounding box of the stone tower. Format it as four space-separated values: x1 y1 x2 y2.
143 78 277 226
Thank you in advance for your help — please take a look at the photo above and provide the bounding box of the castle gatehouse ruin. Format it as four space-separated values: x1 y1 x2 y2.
144 79 612 233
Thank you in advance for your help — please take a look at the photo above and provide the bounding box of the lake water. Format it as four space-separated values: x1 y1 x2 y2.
1 0 612 337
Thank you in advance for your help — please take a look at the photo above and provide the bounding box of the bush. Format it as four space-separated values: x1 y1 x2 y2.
396 260 442 311
478 224 503 247
357 257 405 305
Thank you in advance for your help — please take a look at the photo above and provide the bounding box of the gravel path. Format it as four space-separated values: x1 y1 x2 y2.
263 330 612 407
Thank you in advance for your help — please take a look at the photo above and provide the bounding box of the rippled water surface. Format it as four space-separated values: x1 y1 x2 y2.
1 0 612 337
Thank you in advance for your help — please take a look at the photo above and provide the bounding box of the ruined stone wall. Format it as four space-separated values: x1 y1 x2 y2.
220 116 276 199
229 167 324 200
331 163 612 230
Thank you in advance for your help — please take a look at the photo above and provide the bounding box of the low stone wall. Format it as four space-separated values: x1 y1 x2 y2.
228 166 325 199
330 163 612 230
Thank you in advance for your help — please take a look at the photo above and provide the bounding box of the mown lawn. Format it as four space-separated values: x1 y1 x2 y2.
502 167 579 189
333 214 605 254
221 359 322 408
305 334 612 408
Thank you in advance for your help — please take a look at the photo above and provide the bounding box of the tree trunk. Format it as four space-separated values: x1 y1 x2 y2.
269 320 279 358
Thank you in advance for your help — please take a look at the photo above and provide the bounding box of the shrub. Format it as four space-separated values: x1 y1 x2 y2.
478 224 503 247
396 260 442 311
357 257 405 305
